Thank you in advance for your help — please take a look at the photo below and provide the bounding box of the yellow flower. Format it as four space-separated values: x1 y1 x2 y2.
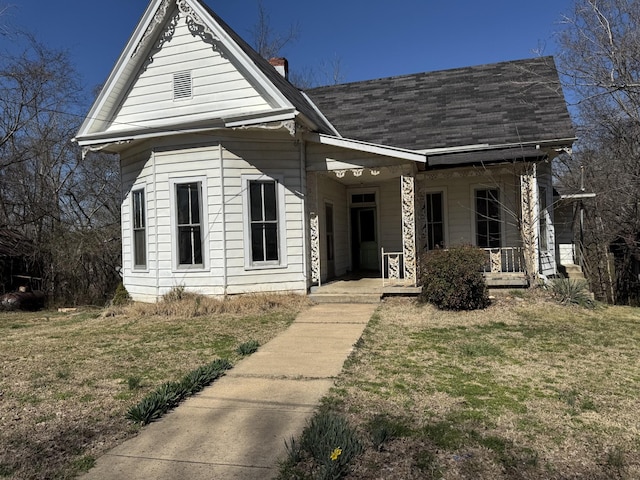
330 447 342 461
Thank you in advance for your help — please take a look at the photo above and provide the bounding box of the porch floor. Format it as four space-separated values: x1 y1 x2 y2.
309 274 421 303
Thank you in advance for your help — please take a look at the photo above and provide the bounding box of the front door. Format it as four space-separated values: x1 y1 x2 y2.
351 207 378 271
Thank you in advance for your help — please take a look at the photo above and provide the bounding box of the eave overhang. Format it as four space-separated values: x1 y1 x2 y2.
74 108 298 149
305 133 427 163
424 137 577 168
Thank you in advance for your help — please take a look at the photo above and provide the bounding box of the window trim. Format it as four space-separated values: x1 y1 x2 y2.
170 177 208 272
131 187 148 271
242 174 287 270
471 185 504 248
422 187 448 250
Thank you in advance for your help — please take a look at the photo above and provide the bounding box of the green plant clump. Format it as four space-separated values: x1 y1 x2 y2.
236 339 260 356
418 245 490 310
549 278 595 308
126 358 232 425
281 411 363 480
111 282 131 306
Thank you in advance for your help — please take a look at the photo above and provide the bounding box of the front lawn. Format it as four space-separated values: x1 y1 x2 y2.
0 294 309 480
283 292 640 479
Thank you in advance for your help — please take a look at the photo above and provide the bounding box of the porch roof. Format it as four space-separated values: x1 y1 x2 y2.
306 57 575 154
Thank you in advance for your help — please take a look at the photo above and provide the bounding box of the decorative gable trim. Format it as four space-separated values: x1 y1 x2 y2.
75 0 308 146
132 0 173 59
177 0 229 59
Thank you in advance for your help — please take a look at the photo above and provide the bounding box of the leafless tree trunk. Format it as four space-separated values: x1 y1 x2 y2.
0 36 122 305
555 0 640 304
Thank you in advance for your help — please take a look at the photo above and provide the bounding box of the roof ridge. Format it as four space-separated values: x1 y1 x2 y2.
307 56 557 91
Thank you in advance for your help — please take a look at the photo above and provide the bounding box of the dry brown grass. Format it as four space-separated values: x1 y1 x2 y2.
0 293 310 480
315 292 640 480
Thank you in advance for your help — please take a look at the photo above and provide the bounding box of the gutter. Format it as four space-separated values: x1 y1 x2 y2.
418 137 577 156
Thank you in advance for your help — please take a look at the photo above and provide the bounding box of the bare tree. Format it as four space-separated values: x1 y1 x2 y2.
249 1 345 88
250 0 300 60
0 36 121 305
555 0 640 304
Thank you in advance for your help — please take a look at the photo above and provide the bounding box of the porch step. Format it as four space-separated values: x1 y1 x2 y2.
308 293 382 304
484 273 528 287
562 264 586 280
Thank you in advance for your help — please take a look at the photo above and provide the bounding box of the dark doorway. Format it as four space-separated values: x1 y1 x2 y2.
350 207 379 272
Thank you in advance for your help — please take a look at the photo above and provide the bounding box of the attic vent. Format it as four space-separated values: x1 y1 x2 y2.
173 71 192 100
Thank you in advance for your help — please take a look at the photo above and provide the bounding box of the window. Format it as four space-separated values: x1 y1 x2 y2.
243 175 286 268
249 180 279 263
424 192 444 250
132 189 146 268
176 182 203 266
475 188 501 248
538 186 548 250
351 193 376 204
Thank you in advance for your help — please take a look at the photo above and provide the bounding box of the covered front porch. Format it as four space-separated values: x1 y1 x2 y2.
304 138 551 295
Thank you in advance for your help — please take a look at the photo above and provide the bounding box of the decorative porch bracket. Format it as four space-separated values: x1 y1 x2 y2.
307 172 320 285
401 175 417 285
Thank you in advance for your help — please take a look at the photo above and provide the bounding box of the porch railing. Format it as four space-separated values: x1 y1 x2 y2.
482 247 525 273
382 247 526 285
381 248 406 286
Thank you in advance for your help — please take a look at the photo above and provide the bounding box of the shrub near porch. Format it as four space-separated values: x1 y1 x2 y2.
418 245 490 310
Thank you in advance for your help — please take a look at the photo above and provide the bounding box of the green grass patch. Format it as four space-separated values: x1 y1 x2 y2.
295 297 640 479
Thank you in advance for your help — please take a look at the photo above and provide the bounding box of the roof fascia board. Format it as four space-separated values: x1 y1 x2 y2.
420 137 577 156
306 133 426 163
76 109 298 146
299 91 341 137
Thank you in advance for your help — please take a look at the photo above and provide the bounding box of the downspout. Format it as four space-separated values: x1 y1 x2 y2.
152 149 160 301
219 143 228 295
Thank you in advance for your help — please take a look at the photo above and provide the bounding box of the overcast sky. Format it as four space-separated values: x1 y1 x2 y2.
3 0 574 99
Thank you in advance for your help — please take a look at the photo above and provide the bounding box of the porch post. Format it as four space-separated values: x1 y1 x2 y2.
401 175 417 286
520 164 540 283
307 172 321 285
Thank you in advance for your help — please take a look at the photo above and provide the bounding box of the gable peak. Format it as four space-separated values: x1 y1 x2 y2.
132 0 228 66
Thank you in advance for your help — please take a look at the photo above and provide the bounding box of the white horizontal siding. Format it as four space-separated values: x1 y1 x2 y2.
378 179 402 252
317 175 349 280
418 169 522 249
107 13 271 134
119 134 306 302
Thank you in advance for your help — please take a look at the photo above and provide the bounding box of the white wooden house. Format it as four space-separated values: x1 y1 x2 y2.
75 0 575 302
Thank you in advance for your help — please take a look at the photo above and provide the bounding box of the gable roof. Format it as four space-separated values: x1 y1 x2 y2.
75 0 333 148
306 57 575 155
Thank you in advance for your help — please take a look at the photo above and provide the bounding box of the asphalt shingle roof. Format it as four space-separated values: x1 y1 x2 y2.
306 57 575 151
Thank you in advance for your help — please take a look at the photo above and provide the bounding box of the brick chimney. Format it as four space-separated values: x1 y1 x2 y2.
269 57 289 80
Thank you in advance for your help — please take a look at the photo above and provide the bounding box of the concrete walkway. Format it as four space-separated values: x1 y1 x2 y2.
81 303 376 480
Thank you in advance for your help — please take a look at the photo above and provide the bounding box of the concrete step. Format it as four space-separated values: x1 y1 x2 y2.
308 293 381 304
562 264 586 280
